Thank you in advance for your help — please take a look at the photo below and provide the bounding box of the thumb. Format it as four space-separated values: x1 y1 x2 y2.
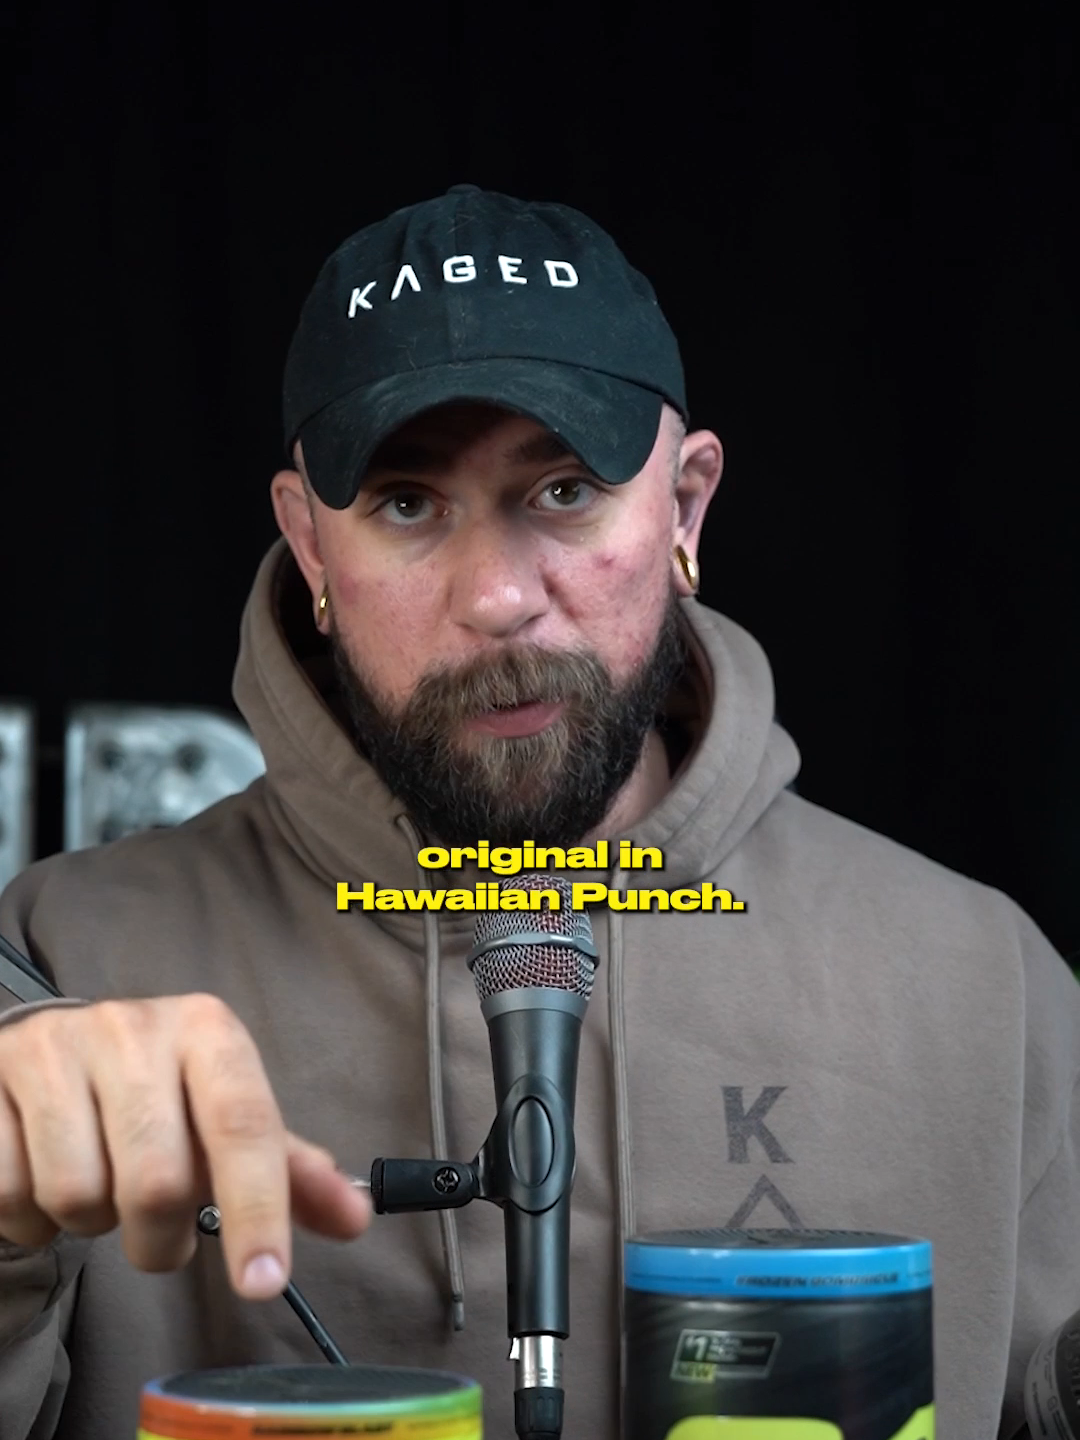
285 1131 372 1240
285 1130 339 1170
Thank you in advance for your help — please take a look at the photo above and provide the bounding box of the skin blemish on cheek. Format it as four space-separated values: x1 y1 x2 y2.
331 570 364 608
599 538 658 583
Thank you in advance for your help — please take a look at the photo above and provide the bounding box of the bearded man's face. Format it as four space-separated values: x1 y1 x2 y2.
275 400 708 847
330 599 684 846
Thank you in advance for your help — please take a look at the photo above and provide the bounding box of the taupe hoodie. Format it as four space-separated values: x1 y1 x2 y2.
0 540 1077 1439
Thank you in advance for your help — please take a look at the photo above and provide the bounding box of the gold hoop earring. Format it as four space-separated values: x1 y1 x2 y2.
674 544 700 594
318 585 329 619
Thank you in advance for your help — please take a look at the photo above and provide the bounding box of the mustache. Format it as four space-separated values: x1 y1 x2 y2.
328 596 686 847
400 646 609 730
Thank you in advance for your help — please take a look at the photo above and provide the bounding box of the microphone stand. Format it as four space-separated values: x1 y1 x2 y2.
369 1092 575 1440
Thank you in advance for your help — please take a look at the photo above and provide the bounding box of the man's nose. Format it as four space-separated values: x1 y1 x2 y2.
448 522 550 639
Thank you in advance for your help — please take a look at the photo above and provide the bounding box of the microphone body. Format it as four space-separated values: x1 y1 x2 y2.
468 878 598 1440
483 987 583 1339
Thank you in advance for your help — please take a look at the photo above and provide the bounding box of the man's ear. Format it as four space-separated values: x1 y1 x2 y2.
270 454 329 632
671 429 723 593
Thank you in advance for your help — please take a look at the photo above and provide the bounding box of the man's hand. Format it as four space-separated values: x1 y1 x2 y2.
0 994 372 1299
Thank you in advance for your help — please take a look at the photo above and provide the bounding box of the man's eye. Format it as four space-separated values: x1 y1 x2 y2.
378 492 433 524
535 478 596 512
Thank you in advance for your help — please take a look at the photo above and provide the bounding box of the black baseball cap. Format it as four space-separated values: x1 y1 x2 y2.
282 184 687 508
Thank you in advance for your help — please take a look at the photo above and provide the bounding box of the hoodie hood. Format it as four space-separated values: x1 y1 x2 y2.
231 538 801 899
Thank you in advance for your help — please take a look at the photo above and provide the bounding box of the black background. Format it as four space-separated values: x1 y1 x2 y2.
8 3 1078 959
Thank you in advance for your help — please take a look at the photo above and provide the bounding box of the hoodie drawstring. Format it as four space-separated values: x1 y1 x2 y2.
606 865 635 1418
396 815 467 1332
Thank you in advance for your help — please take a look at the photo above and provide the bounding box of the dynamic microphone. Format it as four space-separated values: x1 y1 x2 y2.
466 873 598 1440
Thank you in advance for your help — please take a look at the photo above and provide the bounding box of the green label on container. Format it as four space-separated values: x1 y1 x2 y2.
664 1405 935 1440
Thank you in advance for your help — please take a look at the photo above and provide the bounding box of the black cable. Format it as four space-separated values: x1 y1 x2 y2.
195 1208 351 1367
282 1280 349 1365
0 931 63 1000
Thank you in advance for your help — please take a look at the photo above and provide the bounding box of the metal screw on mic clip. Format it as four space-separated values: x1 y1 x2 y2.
434 1166 461 1194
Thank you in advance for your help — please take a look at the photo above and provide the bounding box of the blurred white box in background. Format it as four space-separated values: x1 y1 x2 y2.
0 703 34 893
64 705 266 852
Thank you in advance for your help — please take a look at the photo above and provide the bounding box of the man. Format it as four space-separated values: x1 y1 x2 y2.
0 185 1076 1439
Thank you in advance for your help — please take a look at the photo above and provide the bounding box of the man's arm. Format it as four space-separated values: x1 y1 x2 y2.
0 1234 90 1440
0 864 94 1440
997 912 1080 1438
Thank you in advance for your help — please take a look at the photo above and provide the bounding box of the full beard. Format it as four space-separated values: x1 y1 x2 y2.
329 597 686 848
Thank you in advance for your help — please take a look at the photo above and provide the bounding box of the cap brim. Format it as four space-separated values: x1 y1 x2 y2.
294 358 667 509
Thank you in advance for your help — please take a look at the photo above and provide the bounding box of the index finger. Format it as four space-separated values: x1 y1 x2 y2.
180 1003 290 1299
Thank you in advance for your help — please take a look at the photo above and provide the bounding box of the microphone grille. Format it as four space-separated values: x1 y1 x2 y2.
470 875 597 1002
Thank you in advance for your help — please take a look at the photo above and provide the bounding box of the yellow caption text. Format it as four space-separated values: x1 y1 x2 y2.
337 881 745 913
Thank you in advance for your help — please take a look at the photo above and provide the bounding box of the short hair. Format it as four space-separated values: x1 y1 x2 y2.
668 412 687 484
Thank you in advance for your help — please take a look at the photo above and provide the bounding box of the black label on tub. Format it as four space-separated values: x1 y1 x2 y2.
670 1329 780 1382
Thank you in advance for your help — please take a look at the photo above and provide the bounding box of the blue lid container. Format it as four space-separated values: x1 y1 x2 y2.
625 1227 933 1301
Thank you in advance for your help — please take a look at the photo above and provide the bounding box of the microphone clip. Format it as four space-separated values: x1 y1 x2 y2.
370 1071 575 1217
369 1155 483 1213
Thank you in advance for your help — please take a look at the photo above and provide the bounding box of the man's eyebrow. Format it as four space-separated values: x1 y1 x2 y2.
365 431 577 477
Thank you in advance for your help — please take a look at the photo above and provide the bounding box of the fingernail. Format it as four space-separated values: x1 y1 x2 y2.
241 1253 286 1298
